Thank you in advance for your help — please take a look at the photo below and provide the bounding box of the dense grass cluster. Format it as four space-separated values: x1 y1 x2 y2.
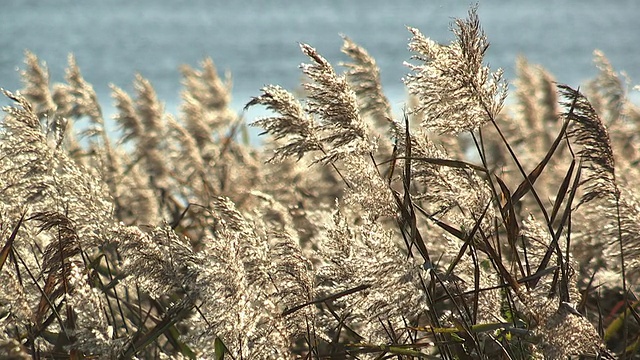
2 7 640 359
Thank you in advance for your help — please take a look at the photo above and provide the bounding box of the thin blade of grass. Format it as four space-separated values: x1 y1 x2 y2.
408 322 512 334
433 267 558 303
510 96 574 205
123 301 195 358
495 176 525 280
393 190 421 260
399 113 431 263
604 299 640 342
428 216 466 241
549 159 576 225
345 342 440 359
13 247 69 348
214 337 228 360
165 325 196 358
282 283 372 316
530 160 582 289
495 176 518 241
477 233 523 300
444 200 492 277
578 271 599 314
0 213 24 273
325 302 364 342
385 143 399 185
381 156 487 174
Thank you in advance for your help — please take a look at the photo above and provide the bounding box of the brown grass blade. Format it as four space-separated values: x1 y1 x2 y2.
282 283 372 316
529 160 582 289
381 156 487 174
12 247 68 349
478 234 523 301
495 175 525 279
549 160 577 225
398 113 431 263
510 112 572 205
433 267 558 303
423 213 466 241
0 213 24 273
123 301 196 358
444 200 492 277
29 212 81 329
386 143 399 185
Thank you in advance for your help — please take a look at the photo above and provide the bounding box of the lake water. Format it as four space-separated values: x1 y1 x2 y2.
1 0 639 121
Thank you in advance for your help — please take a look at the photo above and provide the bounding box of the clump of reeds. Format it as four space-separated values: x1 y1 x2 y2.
1 5 639 359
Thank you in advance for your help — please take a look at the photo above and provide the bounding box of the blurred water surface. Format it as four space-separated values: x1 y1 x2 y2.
1 0 639 119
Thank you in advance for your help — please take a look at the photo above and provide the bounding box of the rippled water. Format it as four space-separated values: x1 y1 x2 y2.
2 0 639 118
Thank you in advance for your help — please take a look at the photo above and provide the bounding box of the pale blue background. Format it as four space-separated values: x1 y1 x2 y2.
1 1 639 119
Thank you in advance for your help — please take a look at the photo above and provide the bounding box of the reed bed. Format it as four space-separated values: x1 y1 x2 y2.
1 7 638 359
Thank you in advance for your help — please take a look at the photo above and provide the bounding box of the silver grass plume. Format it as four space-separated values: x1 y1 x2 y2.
404 7 507 134
587 51 640 166
110 83 143 145
64 262 116 356
561 84 618 204
267 231 315 339
340 36 392 128
340 36 397 168
1 89 42 131
177 58 262 205
166 115 208 192
559 84 633 356
606 190 640 276
315 208 428 343
517 218 608 358
300 43 373 158
534 302 609 360
248 44 383 212
51 56 119 194
248 85 322 161
110 82 161 222
182 197 293 358
29 212 83 328
1 91 113 245
20 51 56 119
587 50 626 126
117 224 201 300
0 255 33 334
409 131 495 233
19 52 79 154
514 56 559 151
133 74 169 183
110 76 174 223
341 154 396 218
180 57 232 113
1 91 115 353
52 55 103 123
180 58 236 147
210 196 270 282
180 94 217 151
249 44 393 218
114 160 162 224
